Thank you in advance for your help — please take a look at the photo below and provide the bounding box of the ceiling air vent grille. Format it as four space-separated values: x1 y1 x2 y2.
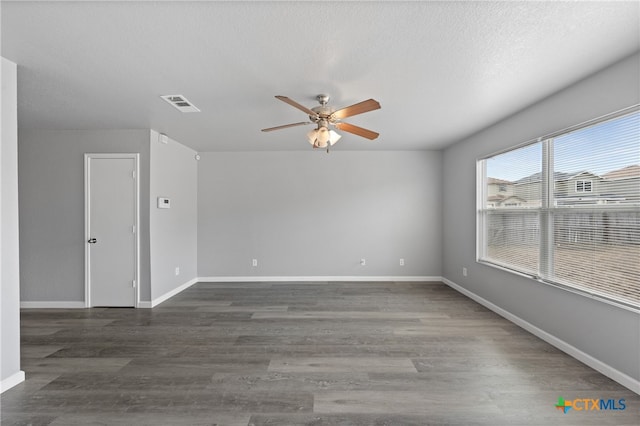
160 95 201 113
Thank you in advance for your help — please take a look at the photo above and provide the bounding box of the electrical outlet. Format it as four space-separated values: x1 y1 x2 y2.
399 258 405 266
360 258 366 266
252 259 258 267
175 267 180 276
462 267 468 277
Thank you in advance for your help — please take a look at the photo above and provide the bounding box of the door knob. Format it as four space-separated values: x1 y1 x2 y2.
88 238 97 244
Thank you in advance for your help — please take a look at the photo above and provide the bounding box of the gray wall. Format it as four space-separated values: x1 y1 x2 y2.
198 151 441 278
442 52 640 380
18 129 152 302
149 130 198 301
1 57 23 389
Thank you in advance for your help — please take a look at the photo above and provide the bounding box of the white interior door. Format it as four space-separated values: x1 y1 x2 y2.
85 154 139 307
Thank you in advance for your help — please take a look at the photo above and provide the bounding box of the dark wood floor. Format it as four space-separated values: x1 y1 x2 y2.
2 281 638 425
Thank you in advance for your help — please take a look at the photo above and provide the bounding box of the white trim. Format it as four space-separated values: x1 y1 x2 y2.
0 371 25 393
84 153 140 308
145 278 199 308
84 154 89 307
198 276 439 283
476 160 486 262
20 301 86 309
442 277 640 395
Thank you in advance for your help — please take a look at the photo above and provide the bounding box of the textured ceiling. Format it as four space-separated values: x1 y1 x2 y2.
2 1 639 152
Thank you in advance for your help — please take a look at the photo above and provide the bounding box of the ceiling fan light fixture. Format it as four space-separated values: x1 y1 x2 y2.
308 126 339 148
317 127 330 146
307 128 318 146
328 130 341 146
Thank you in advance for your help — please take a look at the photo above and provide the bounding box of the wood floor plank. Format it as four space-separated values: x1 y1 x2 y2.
50 412 251 426
19 357 132 374
195 305 289 313
393 324 513 336
252 311 450 320
19 327 64 336
20 318 117 327
268 357 417 373
20 345 65 358
313 390 501 415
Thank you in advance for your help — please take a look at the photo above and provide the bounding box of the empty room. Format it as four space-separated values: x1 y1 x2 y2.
1 1 639 425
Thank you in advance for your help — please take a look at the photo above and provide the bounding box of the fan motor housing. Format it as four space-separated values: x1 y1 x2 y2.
310 105 335 122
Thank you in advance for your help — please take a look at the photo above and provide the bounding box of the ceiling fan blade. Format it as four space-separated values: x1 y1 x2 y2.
331 99 381 120
261 122 310 132
275 96 318 117
335 122 379 140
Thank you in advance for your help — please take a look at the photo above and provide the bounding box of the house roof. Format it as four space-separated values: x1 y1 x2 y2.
515 170 600 185
487 178 512 185
602 164 640 180
1 2 639 152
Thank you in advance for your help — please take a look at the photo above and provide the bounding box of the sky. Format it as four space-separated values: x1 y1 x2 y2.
486 110 639 182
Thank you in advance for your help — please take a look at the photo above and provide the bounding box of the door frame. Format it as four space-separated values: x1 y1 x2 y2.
84 153 140 308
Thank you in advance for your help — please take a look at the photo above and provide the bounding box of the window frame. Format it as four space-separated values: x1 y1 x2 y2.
476 105 639 312
575 179 593 193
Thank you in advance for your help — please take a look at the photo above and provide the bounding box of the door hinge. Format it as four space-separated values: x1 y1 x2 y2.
132 225 136 234
132 280 136 288
132 170 136 179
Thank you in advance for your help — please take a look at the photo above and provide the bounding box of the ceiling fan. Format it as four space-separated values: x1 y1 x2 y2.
261 94 381 150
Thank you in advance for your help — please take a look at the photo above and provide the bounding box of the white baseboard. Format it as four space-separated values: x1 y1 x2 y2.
145 277 199 308
198 276 440 283
442 277 640 395
20 301 85 309
0 370 25 394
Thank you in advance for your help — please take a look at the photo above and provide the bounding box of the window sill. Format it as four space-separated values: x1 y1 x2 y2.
477 258 640 314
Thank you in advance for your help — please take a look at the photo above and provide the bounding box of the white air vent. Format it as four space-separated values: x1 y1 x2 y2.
160 94 201 113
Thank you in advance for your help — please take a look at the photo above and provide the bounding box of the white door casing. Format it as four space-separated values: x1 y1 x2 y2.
85 153 139 307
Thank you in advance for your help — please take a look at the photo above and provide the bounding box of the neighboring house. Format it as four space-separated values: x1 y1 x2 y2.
487 177 514 198
513 172 544 204
601 164 640 204
486 178 517 207
513 170 618 206
555 171 601 197
555 171 606 206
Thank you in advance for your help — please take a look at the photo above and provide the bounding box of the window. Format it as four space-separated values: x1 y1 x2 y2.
575 180 592 193
498 184 507 192
478 108 640 310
